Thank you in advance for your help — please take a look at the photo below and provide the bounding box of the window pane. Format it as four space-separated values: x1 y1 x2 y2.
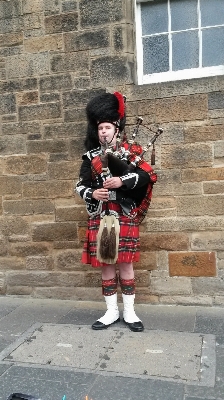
202 27 224 67
143 35 169 74
141 0 168 36
170 0 198 31
201 0 224 27
172 30 199 70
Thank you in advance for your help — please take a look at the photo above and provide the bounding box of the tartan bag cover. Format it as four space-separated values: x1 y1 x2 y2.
91 143 157 224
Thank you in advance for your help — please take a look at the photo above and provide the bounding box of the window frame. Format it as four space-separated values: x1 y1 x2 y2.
135 0 224 85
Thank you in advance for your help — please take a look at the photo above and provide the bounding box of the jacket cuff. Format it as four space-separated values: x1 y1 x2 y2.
120 173 139 189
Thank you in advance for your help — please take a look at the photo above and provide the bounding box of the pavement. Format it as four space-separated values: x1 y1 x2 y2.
0 297 224 400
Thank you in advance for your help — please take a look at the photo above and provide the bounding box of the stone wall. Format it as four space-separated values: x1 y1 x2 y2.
0 0 224 305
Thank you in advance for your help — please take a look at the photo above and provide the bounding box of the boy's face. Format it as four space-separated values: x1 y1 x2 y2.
98 122 118 146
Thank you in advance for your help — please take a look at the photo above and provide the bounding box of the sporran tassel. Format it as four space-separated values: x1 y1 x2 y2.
108 216 120 260
97 214 120 264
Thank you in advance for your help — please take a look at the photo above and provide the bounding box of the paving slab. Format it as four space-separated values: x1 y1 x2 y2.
0 366 97 400
58 305 196 332
89 375 185 400
0 324 216 387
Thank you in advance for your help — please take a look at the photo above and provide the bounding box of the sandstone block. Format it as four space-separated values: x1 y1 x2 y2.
140 233 189 251
23 13 43 30
33 286 101 300
74 193 85 205
0 256 25 270
24 35 63 53
0 46 27 59
0 93 16 114
185 124 224 143
150 276 192 295
40 74 72 92
78 225 87 242
40 93 61 103
169 251 216 277
84 271 101 287
32 222 77 241
160 295 213 306
26 256 54 270
48 160 78 179
182 167 224 182
7 53 49 78
134 270 149 286
22 0 44 14
0 32 23 47
203 182 224 194
2 114 17 123
214 141 224 164
23 180 73 199
0 69 6 80
1 216 29 237
134 251 157 270
6 271 85 287
208 91 224 109
3 199 54 216
146 216 224 232
0 1 22 19
64 108 86 122
69 138 88 159
53 240 82 249
50 51 89 74
0 135 26 155
0 17 23 35
0 237 7 256
6 285 33 296
64 29 109 52
155 94 207 123
0 273 6 294
45 12 78 34
48 153 69 162
113 25 123 51
177 195 224 216
62 1 77 13
56 206 87 221
9 242 49 257
73 77 90 89
150 197 176 210
133 290 159 304
156 169 181 184
0 176 22 195
19 102 61 121
62 88 104 108
17 91 39 105
191 231 224 251
80 0 123 28
4 154 47 175
2 121 40 136
44 0 60 15
91 56 134 87
56 249 83 270
27 139 68 154
161 143 213 169
43 122 84 138
192 277 224 296
0 78 38 94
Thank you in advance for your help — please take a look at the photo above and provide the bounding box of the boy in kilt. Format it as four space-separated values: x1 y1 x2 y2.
76 92 157 332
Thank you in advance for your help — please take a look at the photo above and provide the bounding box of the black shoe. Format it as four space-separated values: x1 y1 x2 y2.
123 318 144 332
92 317 120 330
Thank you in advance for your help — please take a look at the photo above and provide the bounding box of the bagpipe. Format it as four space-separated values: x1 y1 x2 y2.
96 117 163 264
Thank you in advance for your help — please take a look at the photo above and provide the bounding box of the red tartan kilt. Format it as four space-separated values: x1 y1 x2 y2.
82 202 140 268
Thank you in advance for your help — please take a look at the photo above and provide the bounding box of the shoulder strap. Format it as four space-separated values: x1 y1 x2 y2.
91 155 102 178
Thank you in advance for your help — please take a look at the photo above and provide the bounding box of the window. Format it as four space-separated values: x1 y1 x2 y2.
135 0 224 84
